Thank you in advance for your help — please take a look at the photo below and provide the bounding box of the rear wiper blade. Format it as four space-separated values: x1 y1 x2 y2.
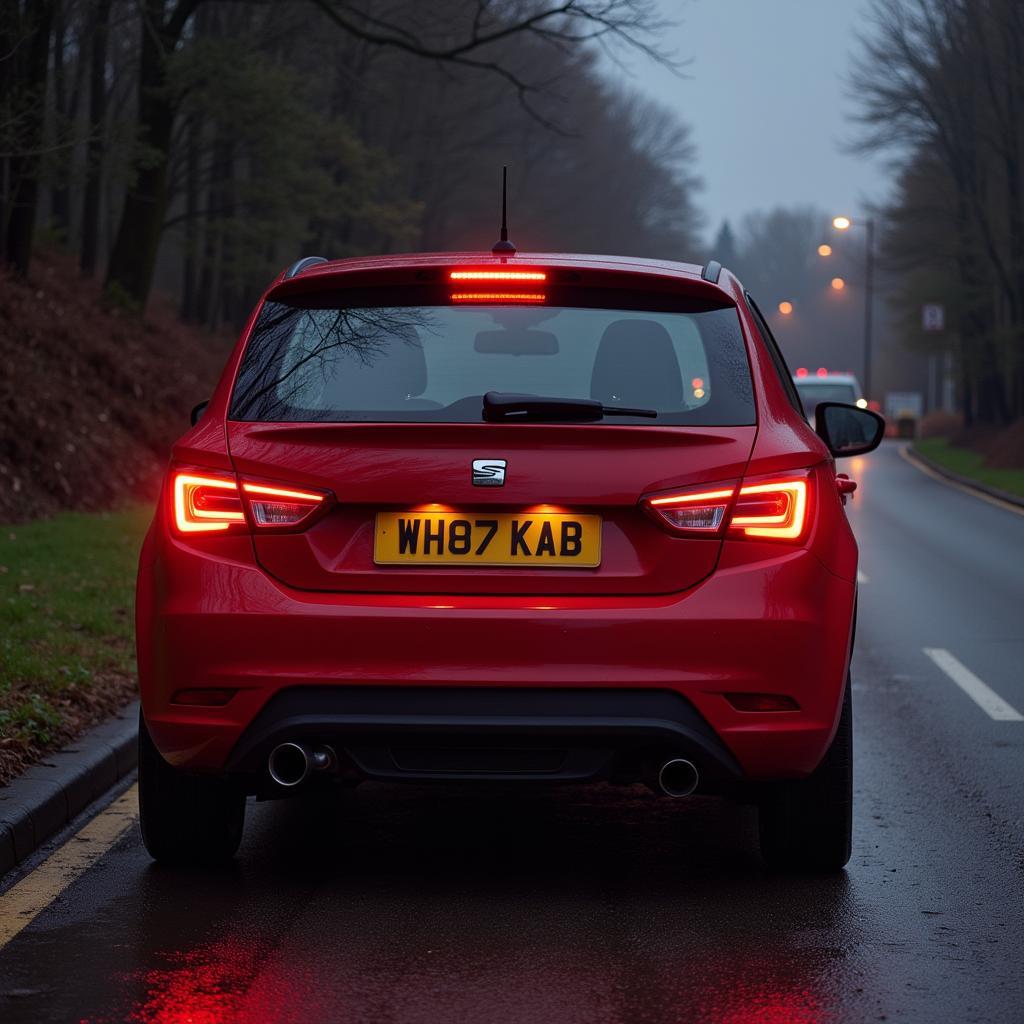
482 391 657 423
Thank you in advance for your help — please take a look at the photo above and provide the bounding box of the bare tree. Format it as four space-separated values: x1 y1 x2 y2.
1 0 57 274
102 0 680 309
851 0 1023 422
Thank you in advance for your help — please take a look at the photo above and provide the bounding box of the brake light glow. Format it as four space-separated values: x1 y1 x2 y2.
646 487 736 534
731 479 808 540
450 292 546 303
171 469 332 534
172 472 245 533
449 270 547 281
241 481 326 528
642 475 811 541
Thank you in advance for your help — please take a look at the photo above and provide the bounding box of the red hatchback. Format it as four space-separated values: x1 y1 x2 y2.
136 250 883 870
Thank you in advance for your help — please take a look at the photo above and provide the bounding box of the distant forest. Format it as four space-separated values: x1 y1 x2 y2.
0 0 702 327
853 0 1024 425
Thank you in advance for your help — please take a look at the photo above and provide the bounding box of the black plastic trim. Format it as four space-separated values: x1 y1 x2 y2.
702 260 723 283
225 686 744 783
284 256 328 279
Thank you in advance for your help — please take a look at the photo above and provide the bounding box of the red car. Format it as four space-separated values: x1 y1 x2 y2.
136 248 883 871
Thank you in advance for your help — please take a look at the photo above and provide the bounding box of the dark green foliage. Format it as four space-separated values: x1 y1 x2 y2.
3 0 701 318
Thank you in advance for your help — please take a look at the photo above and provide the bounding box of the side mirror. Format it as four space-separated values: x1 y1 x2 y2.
815 402 885 457
190 400 210 427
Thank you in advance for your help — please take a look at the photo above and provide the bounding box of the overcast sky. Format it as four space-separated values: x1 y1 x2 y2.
609 0 890 243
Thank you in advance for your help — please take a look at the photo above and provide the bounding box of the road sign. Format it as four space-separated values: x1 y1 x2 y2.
922 303 945 331
886 391 924 420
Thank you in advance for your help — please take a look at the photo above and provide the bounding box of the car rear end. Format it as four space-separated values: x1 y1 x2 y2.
137 253 859 868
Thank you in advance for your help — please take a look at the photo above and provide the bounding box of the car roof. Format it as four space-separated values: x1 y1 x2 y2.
266 250 742 307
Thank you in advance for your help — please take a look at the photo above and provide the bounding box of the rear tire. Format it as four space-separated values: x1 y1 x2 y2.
138 711 245 865
757 677 852 872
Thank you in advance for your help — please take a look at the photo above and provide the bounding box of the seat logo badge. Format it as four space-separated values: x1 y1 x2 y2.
472 459 506 486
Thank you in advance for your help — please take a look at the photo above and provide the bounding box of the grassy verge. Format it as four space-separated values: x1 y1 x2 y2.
0 506 152 785
914 438 1024 499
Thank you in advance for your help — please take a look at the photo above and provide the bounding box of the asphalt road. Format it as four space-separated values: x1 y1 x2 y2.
2 441 1023 1023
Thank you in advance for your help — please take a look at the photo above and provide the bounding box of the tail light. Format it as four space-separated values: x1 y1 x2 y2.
642 472 811 542
240 481 328 530
450 292 546 303
170 468 332 535
644 487 736 535
730 478 809 540
172 471 246 533
449 270 547 281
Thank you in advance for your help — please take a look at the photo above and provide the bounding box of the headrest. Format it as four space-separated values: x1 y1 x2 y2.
590 319 683 410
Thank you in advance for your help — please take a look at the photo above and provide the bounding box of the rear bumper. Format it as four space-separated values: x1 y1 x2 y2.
225 686 744 785
137 529 856 781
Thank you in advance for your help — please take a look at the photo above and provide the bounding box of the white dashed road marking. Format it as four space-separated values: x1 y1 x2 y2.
923 648 1024 722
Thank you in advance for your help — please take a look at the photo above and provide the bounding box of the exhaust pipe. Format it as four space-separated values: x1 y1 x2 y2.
268 742 336 787
656 758 699 798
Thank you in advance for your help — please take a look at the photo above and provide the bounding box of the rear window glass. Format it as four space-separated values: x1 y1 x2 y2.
230 296 755 426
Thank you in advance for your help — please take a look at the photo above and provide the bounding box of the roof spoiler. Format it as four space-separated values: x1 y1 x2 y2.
284 256 328 279
701 260 722 284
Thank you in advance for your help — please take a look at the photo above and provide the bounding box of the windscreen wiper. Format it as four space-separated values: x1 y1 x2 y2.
482 391 657 422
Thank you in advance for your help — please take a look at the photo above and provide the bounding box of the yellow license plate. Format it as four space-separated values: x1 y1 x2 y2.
374 511 602 567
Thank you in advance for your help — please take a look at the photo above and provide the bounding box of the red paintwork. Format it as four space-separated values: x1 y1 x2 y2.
230 422 754 595
136 252 858 781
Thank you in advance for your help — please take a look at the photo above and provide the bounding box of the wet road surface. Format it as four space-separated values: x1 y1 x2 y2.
2 442 1023 1023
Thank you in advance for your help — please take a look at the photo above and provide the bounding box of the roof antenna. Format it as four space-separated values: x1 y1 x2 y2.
491 166 516 257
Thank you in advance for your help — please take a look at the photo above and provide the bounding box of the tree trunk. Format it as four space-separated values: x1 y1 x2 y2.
0 1 13 261
4 1 56 276
1005 3 1024 420
50 0 71 237
104 0 200 308
180 114 201 319
80 0 111 276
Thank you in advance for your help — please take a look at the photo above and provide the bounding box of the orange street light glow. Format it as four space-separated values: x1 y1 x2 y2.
833 216 852 230
831 277 846 291
818 244 833 256
778 301 794 315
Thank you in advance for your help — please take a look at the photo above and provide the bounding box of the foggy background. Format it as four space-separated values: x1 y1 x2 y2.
611 0 890 228
3 0 1023 525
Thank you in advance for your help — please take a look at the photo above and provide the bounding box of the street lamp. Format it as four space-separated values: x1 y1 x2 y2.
778 300 794 316
817 244 833 257
831 214 875 398
830 277 846 291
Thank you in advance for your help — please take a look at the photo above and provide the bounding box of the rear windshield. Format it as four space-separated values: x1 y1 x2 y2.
230 295 755 425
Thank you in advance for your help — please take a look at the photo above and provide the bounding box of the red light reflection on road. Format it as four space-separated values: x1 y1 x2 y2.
697 983 822 1024
92 936 315 1024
